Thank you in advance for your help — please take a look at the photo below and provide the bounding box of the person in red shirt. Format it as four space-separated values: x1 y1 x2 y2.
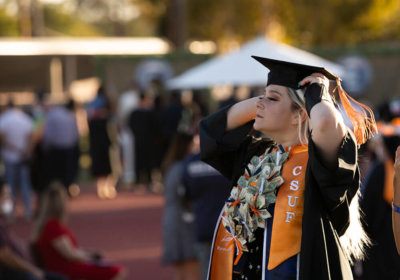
0 183 67 280
31 182 127 280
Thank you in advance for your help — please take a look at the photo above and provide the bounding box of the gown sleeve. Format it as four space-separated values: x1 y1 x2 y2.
307 128 360 235
199 106 255 180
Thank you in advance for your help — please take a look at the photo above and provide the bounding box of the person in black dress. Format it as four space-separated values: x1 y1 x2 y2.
128 90 160 191
87 87 118 199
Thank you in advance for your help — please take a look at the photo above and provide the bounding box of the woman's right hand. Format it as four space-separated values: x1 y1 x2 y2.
226 96 259 131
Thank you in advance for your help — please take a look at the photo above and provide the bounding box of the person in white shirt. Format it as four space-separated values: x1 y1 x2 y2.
117 84 139 188
0 101 34 220
40 100 80 194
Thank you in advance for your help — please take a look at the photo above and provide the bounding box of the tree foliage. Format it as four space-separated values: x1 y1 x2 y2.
273 0 400 46
187 0 270 43
186 0 400 47
60 0 167 36
1 0 399 48
0 7 19 36
43 4 102 36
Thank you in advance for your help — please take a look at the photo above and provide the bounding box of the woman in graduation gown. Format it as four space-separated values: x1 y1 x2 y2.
199 56 376 280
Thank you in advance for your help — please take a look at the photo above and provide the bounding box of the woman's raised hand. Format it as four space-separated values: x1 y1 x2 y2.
298 73 330 90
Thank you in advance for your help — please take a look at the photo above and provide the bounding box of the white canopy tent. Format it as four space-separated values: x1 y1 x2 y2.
166 37 345 89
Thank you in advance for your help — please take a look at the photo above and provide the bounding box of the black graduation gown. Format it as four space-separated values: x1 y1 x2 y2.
128 108 159 172
360 162 400 279
199 105 359 280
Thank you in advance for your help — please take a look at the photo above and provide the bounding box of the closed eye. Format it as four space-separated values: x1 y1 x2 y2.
268 97 278 101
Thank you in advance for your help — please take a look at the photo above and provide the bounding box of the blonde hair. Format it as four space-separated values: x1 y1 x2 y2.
287 86 369 263
287 87 309 145
31 182 68 241
339 192 370 264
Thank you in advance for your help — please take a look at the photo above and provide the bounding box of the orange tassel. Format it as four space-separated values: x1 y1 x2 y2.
233 241 244 265
336 78 377 145
221 218 245 266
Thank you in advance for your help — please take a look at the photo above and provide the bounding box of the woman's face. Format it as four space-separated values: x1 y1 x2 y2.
253 84 299 136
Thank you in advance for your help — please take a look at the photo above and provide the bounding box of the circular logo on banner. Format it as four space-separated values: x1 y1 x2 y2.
337 55 372 97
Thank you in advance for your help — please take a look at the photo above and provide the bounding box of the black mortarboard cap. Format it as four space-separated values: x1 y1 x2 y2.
252 56 339 89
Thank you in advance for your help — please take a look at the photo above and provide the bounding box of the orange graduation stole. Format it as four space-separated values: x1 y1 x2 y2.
209 213 235 280
209 145 308 278
268 144 308 269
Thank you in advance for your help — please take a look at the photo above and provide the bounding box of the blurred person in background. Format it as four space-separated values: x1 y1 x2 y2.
162 132 200 280
359 105 400 279
128 90 160 192
0 183 67 280
30 182 126 280
191 90 209 118
30 91 47 196
182 133 231 280
117 81 139 189
40 100 80 197
0 100 34 220
86 86 119 199
159 90 185 163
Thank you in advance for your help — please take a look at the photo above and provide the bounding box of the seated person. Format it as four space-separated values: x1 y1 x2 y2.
31 182 127 280
0 184 66 280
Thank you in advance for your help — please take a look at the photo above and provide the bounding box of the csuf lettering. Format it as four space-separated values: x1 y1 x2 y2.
285 166 302 223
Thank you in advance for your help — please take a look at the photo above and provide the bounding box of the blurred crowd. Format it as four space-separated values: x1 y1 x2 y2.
1 79 400 279
0 79 220 280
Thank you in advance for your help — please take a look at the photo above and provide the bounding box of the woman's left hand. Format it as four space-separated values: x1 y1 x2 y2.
298 73 330 89
301 72 345 168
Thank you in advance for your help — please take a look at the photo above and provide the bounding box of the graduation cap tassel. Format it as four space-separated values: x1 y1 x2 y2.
335 77 377 145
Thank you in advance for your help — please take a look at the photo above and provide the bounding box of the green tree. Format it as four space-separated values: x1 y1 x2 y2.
187 0 271 43
63 0 166 37
43 3 102 36
186 0 400 47
273 0 400 46
0 6 19 36
3 0 399 49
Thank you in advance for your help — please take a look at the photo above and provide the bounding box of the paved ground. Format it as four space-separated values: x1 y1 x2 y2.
9 185 174 280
